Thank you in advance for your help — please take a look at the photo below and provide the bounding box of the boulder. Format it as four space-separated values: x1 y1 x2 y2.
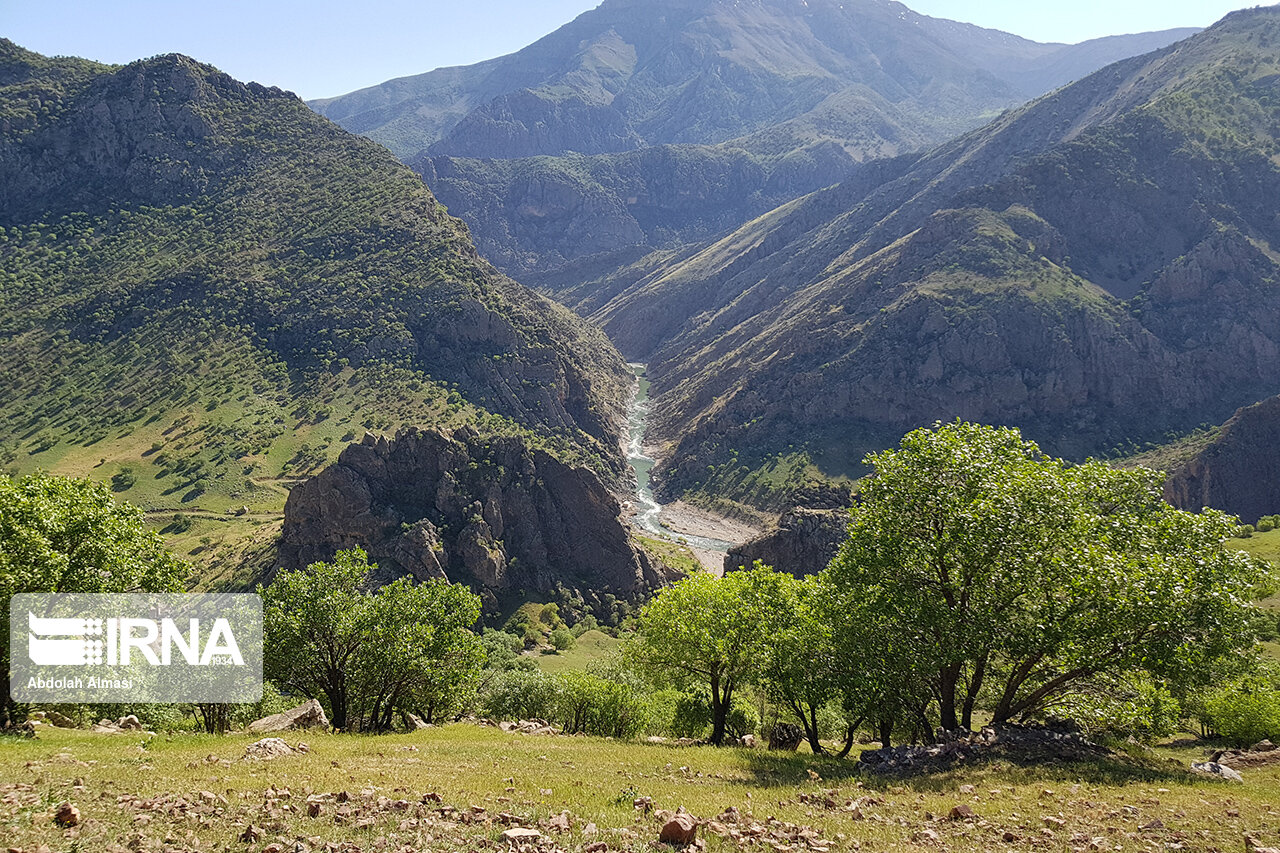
45 710 77 728
1191 761 1244 782
53 801 80 827
769 723 803 752
243 738 295 761
659 813 698 846
247 699 330 733
117 714 143 730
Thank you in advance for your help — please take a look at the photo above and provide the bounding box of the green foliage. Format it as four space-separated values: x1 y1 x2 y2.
821 421 1271 744
628 564 792 744
1205 686 1280 746
549 628 575 651
0 472 189 726
260 548 483 731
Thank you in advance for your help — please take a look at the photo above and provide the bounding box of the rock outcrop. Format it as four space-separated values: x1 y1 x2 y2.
724 508 848 577
279 427 674 607
247 699 330 734
1163 395 1280 524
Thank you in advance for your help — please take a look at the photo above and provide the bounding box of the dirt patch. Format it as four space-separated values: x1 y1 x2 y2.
661 500 765 544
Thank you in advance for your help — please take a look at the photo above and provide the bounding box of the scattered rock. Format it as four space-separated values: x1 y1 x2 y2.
238 824 263 843
501 827 542 842
659 813 698 846
52 801 79 827
949 804 976 820
243 738 295 761
247 699 330 733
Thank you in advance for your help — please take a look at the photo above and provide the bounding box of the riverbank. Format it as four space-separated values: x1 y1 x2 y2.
659 500 766 574
624 364 766 572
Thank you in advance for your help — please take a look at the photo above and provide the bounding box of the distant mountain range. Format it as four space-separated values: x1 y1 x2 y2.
312 0 1195 162
311 0 1195 286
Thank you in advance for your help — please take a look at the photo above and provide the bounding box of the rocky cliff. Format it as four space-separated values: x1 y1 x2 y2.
724 507 849 577
1164 396 1280 524
577 9 1280 510
279 427 676 607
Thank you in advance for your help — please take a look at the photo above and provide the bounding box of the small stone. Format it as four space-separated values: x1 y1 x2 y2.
238 824 262 842
501 827 542 842
1140 819 1164 831
1002 831 1021 842
911 828 941 844
949 804 976 820
1044 816 1067 829
53 801 79 827
958 784 975 794
659 813 698 846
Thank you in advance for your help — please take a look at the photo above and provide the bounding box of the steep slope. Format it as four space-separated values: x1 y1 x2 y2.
318 0 1192 289
1161 395 1280 524
589 8 1280 510
0 40 633 585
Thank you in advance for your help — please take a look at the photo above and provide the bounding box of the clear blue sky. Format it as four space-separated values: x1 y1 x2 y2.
0 0 1269 101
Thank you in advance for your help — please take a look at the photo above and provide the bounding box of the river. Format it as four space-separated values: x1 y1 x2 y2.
626 363 735 553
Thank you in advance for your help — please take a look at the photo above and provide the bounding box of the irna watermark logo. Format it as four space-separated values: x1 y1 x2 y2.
10 594 262 703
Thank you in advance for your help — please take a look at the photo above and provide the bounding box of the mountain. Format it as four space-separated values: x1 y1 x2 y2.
579 7 1280 511
0 40 636 586
312 0 1194 162
1159 395 1280 525
312 0 1192 288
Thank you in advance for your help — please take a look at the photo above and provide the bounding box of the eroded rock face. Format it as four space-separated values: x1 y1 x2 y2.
724 507 849 577
278 427 673 606
1164 395 1280 524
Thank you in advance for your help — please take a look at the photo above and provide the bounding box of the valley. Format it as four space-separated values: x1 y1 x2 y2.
6 4 1280 850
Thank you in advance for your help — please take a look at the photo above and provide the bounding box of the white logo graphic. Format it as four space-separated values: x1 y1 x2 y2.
27 614 105 666
27 612 243 667
11 593 263 704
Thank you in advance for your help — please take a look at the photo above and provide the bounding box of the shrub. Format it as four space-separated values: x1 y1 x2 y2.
1205 685 1280 745
549 628 574 651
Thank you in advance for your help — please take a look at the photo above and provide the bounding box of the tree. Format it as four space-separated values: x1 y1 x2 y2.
261 548 482 731
823 421 1270 740
757 573 849 754
0 473 189 727
628 564 791 745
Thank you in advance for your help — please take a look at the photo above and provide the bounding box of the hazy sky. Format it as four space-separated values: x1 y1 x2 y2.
0 0 1269 101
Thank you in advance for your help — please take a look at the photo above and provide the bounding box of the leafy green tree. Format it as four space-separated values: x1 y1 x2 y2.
0 473 188 727
261 548 482 732
757 572 849 754
628 564 791 745
823 421 1270 739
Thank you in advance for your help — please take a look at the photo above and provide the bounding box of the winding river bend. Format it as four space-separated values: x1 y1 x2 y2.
626 363 734 553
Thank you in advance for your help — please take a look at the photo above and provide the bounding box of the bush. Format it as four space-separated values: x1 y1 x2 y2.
480 669 560 722
1205 685 1280 745
1258 519 1275 533
549 628 574 651
670 691 713 739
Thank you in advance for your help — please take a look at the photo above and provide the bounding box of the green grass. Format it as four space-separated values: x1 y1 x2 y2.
5 723 1280 852
534 630 622 674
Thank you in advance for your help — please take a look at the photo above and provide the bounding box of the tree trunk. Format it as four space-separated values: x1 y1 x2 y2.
938 661 961 732
835 718 864 759
877 716 894 748
961 653 987 731
709 672 730 746
805 704 825 755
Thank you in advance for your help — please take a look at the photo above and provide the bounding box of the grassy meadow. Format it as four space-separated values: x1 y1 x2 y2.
4 723 1280 852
